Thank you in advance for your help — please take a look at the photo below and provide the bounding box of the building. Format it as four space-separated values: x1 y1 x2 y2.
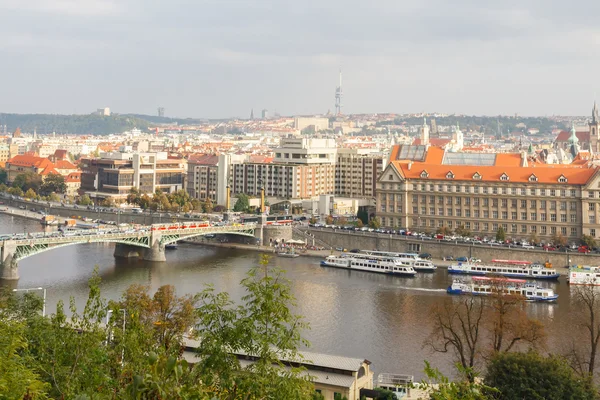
80 151 185 202
261 109 269 119
186 154 218 202
294 117 330 132
232 138 337 199
5 154 58 183
335 148 386 198
376 144 600 241
65 171 81 197
554 102 600 152
0 144 10 166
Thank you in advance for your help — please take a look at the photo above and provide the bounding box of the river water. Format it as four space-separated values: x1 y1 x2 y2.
0 214 575 379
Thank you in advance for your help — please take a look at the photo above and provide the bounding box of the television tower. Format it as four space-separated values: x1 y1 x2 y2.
335 69 343 115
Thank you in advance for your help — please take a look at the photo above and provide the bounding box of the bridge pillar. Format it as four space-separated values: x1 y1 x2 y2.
140 231 166 262
254 215 267 246
114 244 141 258
0 241 19 280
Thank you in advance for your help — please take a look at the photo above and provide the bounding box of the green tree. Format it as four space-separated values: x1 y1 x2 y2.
357 208 369 225
13 171 42 193
309 216 318 225
24 188 37 199
8 186 24 197
581 234 597 250
233 193 250 212
325 215 334 225
77 194 93 206
0 183 7 192
436 226 452 236
485 351 597 400
421 362 498 400
139 194 152 210
373 387 398 400
0 167 7 185
39 173 67 195
48 192 61 202
495 227 506 242
369 217 382 229
126 188 141 205
203 197 214 213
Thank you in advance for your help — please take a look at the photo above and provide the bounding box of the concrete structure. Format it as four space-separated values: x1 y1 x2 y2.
80 151 185 202
0 223 257 280
294 117 330 132
377 144 600 241
335 148 385 198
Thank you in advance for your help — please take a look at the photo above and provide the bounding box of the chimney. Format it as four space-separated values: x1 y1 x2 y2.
408 161 412 170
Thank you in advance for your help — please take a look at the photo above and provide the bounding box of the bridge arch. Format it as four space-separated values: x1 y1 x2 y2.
159 230 257 246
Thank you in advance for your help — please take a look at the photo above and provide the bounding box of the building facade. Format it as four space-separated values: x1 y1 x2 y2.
80 151 185 202
186 154 219 202
376 145 600 242
335 148 385 198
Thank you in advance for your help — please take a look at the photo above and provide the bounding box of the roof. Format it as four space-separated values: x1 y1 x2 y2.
188 154 219 166
55 160 76 169
555 130 590 142
413 138 451 147
65 172 81 183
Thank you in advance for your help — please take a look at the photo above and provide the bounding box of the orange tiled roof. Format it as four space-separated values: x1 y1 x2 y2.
55 160 76 169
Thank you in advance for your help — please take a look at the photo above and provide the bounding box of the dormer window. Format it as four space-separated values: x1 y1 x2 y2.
500 173 509 181
529 174 538 182
420 170 429 179
558 175 568 183
472 172 482 180
446 171 455 179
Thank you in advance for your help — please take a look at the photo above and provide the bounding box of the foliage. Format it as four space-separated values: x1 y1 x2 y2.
372 387 398 400
421 361 499 400
369 217 381 229
101 197 115 207
0 167 7 185
436 226 452 236
24 188 37 199
309 216 317 225
495 227 505 242
357 208 369 225
454 225 471 237
356 219 364 228
528 232 540 245
325 215 334 225
203 197 213 213
13 171 42 193
552 233 567 247
39 173 67 195
581 234 597 249
233 193 250 212
565 284 600 377
77 194 93 206
8 186 24 197
337 216 348 226
485 351 598 400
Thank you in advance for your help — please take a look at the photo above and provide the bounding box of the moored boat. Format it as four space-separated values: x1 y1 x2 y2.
277 248 300 258
568 265 600 285
321 253 417 276
447 276 558 302
165 243 178 250
448 259 559 280
360 250 436 272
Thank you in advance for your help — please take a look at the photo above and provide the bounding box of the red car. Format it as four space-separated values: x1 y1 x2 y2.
578 246 590 253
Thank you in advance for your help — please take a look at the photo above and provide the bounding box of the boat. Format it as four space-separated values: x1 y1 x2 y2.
277 248 300 258
376 373 419 399
447 276 558 302
360 250 436 272
40 215 59 226
321 253 417 276
448 259 559 280
568 266 600 285
165 243 178 250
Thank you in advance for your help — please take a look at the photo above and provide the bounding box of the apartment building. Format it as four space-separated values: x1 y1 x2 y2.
231 138 336 199
187 154 218 202
335 148 386 198
376 145 600 241
80 151 185 202
5 154 60 182
0 144 9 166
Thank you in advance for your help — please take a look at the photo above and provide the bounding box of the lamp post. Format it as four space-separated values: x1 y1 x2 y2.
13 287 46 317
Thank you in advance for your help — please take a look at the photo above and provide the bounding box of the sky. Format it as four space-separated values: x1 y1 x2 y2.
1 0 600 118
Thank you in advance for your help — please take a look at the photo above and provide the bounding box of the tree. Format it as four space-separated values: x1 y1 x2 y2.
420 362 498 400
0 183 7 192
495 227 506 242
24 188 37 199
581 234 597 250
552 233 567 247
528 232 540 245
325 215 334 225
565 284 600 377
203 197 214 213
455 225 472 237
436 226 452 236
77 194 93 206
102 197 114 207
233 193 250 212
0 167 7 184
309 216 318 225
369 217 382 229
356 218 364 228
357 208 369 225
39 173 67 195
126 188 141 205
139 194 151 210
337 216 348 226
373 387 398 400
12 171 42 193
425 297 485 382
8 186 24 197
485 351 597 400
48 192 61 202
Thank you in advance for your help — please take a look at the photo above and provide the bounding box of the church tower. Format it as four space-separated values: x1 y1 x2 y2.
420 117 430 145
589 101 600 153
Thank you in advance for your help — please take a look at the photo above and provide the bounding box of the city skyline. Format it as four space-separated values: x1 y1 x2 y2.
1 0 599 118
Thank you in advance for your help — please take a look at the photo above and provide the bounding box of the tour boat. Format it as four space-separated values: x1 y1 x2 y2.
568 266 600 286
447 276 558 302
448 259 559 280
277 248 300 258
360 250 437 272
320 253 417 276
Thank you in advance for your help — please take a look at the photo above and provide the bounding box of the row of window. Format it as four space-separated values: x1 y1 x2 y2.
407 182 578 197
404 195 576 210
400 207 577 222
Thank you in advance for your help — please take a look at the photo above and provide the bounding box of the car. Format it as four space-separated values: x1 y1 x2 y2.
335 247 348 252
349 249 361 253
419 253 432 260
469 257 482 263
18 205 25 210
443 255 454 261
456 256 468 262
521 244 535 249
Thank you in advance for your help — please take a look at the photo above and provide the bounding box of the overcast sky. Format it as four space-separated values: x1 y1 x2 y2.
1 0 599 118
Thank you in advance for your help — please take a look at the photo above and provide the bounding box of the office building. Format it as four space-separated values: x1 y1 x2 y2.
335 148 386 198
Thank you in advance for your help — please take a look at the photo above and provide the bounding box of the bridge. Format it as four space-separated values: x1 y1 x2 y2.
0 222 258 280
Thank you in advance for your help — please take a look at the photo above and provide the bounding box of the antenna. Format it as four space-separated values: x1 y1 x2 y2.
335 69 343 116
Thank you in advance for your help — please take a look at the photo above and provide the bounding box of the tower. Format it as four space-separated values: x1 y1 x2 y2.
335 69 343 115
589 101 600 153
250 109 254 120
157 107 165 117
570 122 581 158
430 118 438 138
420 117 430 145
451 123 463 151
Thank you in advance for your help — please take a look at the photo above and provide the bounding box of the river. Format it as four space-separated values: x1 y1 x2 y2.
0 213 575 380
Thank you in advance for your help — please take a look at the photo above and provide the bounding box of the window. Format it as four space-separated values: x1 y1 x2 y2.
500 173 509 181
511 199 517 208
521 200 527 208
590 215 596 224
492 187 498 195
474 210 480 218
570 202 577 211
511 188 516 195
421 207 426 214
541 226 547 235
502 211 507 219
530 200 537 209
511 224 517 232
484 211 489 218
531 225 537 233
561 227 567 235
560 214 567 222
540 200 546 209
455 197 461 205
501 199 507 207
570 214 577 223
521 212 527 220
474 222 480 231
561 190 566 197
465 222 471 229
590 192 595 198
550 201 556 210
571 227 577 237
590 203 596 211
429 207 435 215
558 175 568 183
446 197 453 205
493 223 498 231
389 174 393 180
420 170 429 178
570 189 576 197
456 209 462 217
438 196 443 204
438 208 444 216
474 198 480 206
483 223 489 231
483 198 489 206
465 198 471 206
521 225 527 233
592 229 596 238
483 187 489 194
541 213 547 221
429 195 435 204
540 189 547 196
529 174 538 182
551 214 557 222
446 171 455 179
511 212 517 220
551 189 556 196
520 188 526 195
473 172 482 180
502 187 508 194
465 210 471 217
560 201 567 210
551 226 557 234
447 208 453 216
413 206 418 214
492 211 498 218
530 213 537 221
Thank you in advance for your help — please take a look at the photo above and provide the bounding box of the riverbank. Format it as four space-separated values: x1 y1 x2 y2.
0 205 69 225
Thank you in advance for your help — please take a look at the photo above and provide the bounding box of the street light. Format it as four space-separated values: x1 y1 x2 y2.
13 287 46 317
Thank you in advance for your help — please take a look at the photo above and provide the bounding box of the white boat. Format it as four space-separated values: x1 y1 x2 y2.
448 259 559 280
360 250 436 272
321 254 417 276
277 248 300 258
569 266 600 286
447 276 558 302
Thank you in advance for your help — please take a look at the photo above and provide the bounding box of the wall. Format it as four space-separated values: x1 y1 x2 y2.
309 228 600 267
263 225 292 245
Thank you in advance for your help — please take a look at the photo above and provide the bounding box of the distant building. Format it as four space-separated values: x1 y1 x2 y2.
0 144 10 166
261 109 269 119
65 171 81 197
335 148 386 198
12 128 21 138
294 117 330 132
554 102 599 152
157 107 165 117
5 154 59 183
95 108 111 116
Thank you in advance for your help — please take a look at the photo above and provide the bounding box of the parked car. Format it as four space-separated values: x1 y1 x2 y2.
469 257 482 263
456 256 468 262
443 255 454 261
419 253 432 260
579 246 591 253
349 249 361 253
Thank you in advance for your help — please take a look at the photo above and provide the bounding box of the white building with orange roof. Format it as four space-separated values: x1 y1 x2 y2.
377 144 600 241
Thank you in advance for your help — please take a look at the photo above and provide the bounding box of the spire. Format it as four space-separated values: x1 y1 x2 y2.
423 116 427 126
593 101 599 124
570 122 579 144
